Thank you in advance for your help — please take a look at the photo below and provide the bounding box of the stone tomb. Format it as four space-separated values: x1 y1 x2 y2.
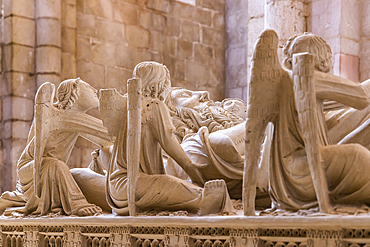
2 29 370 246
2 215 370 247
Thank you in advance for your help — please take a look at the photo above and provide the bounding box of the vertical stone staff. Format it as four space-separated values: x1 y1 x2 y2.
292 53 331 213
127 78 142 216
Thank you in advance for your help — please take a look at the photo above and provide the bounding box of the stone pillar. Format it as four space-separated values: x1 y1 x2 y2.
2 0 36 191
35 0 62 88
361 0 370 81
265 0 306 58
61 0 77 81
225 0 249 100
226 0 265 101
307 0 361 82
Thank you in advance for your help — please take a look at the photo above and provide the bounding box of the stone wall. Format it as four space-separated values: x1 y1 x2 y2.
75 0 226 99
70 0 227 169
306 0 362 82
361 0 370 82
0 0 367 191
225 0 265 100
226 0 369 102
0 0 227 190
2 0 36 190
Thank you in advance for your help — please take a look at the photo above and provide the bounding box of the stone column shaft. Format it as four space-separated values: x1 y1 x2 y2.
265 0 306 41
61 0 77 81
265 0 306 60
36 0 62 88
2 0 36 191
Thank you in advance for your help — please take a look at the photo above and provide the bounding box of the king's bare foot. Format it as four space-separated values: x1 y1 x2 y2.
199 179 227 215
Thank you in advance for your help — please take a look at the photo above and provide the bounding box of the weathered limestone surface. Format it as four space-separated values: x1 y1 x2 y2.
2 0 36 191
307 0 362 82
2 215 370 247
265 0 306 42
361 0 370 81
225 0 248 100
76 0 226 100
0 0 227 184
0 0 369 194
72 0 227 166
226 0 306 101
225 0 266 101
227 0 369 102
265 0 306 63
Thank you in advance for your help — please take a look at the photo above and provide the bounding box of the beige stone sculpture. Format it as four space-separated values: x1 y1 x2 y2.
76 61 234 216
244 29 370 216
218 98 247 120
164 88 270 205
0 78 112 216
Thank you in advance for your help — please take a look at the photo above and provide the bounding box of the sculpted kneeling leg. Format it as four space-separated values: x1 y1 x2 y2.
73 62 234 215
0 78 112 216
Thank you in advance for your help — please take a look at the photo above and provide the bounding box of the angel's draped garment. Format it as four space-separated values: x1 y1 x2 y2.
0 122 95 215
106 97 216 215
269 71 370 210
175 127 244 199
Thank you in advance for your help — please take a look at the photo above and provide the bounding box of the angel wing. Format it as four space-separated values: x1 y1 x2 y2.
34 82 55 198
34 83 111 198
243 29 285 215
292 53 331 213
99 89 127 139
99 83 141 216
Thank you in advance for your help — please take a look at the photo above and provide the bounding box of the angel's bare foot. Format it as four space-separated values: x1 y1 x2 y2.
77 205 102 216
329 205 370 215
198 179 227 215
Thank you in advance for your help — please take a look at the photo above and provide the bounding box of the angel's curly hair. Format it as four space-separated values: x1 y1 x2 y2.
133 61 171 101
283 32 332 73
54 78 81 109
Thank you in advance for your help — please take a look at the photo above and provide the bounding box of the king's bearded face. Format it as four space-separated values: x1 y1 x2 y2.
170 88 210 110
167 88 244 137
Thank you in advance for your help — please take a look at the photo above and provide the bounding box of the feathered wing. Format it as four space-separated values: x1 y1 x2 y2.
34 82 55 198
243 29 284 215
292 53 331 213
99 89 127 139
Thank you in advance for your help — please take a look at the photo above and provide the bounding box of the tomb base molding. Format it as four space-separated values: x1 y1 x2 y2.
1 215 370 247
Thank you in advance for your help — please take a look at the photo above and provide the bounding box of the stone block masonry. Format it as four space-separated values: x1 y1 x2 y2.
76 0 226 101
0 0 368 193
226 0 370 102
1 0 36 191
73 0 227 166
0 0 227 190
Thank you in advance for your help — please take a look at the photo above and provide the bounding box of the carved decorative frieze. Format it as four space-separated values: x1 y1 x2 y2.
1 222 370 247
